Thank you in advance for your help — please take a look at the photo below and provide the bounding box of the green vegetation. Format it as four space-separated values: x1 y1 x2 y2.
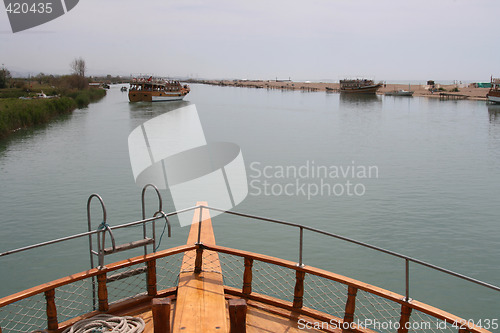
0 97 76 138
0 61 108 139
0 88 106 139
0 66 11 89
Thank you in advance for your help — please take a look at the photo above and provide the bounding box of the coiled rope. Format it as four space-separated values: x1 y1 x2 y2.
62 314 145 333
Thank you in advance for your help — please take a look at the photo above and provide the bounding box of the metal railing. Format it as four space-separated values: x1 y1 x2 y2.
1 193 499 305
195 205 500 302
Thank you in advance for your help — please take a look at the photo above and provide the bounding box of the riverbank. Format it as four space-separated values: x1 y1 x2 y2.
0 88 106 139
191 79 490 101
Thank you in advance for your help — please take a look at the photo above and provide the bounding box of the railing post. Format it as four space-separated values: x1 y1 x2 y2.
343 286 358 332
194 206 203 274
298 227 304 267
397 303 412 333
405 259 410 301
152 298 171 333
44 288 58 332
147 259 157 296
194 245 203 274
228 299 247 333
292 270 305 309
97 272 109 312
242 257 253 296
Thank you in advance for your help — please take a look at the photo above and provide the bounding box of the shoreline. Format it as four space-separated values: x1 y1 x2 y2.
188 79 490 101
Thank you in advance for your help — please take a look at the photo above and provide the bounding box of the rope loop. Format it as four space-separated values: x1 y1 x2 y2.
62 314 145 333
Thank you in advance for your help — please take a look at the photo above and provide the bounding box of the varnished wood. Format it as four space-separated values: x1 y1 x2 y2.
152 298 171 333
44 288 58 332
204 244 490 333
224 287 373 333
194 246 203 274
242 257 253 296
293 270 305 309
57 291 176 332
224 296 338 333
397 303 412 333
172 202 228 332
147 260 157 296
0 244 194 308
228 299 247 333
0 205 492 333
343 286 357 332
97 272 108 312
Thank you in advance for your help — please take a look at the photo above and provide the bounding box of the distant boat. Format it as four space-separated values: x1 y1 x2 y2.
120 86 127 92
340 78 382 94
385 89 414 96
487 77 500 103
128 76 190 102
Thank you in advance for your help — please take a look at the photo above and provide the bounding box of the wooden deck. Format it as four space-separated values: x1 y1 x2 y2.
172 202 228 332
125 203 329 333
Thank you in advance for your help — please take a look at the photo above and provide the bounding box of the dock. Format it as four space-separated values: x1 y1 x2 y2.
439 93 469 100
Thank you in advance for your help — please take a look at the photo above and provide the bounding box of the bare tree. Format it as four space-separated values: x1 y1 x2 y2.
70 57 86 77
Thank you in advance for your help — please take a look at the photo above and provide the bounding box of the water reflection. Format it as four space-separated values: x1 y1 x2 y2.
339 93 381 106
487 104 500 124
128 100 191 119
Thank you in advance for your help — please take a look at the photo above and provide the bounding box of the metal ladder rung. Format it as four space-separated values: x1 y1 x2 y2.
103 238 154 255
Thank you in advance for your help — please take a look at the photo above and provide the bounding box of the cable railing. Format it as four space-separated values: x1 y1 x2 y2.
1 191 499 304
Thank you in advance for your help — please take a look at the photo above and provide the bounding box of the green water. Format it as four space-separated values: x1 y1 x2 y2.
0 84 499 326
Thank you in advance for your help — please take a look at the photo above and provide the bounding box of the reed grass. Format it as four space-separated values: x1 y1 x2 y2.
0 88 106 139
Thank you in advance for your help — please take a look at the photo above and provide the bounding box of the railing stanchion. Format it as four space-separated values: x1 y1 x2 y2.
197 206 203 244
44 288 58 332
292 270 305 309
397 303 412 333
405 259 410 302
242 257 253 296
194 206 204 274
298 227 304 267
97 272 109 312
343 286 358 333
147 259 157 296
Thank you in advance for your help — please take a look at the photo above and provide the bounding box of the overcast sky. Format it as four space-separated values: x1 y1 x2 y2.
1 0 499 82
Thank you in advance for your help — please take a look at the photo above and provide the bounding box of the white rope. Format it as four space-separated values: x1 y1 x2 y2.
62 314 145 333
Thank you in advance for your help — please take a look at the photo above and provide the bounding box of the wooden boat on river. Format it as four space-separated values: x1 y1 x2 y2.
487 77 500 103
129 77 190 102
0 185 498 333
340 79 383 94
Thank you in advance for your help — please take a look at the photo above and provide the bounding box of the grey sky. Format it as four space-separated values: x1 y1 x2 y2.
1 0 499 81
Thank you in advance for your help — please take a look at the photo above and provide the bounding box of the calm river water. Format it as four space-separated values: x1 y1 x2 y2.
0 84 499 325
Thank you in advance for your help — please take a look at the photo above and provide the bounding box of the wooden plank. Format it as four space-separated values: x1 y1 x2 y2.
0 244 194 308
152 298 171 333
172 202 228 333
228 299 247 333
